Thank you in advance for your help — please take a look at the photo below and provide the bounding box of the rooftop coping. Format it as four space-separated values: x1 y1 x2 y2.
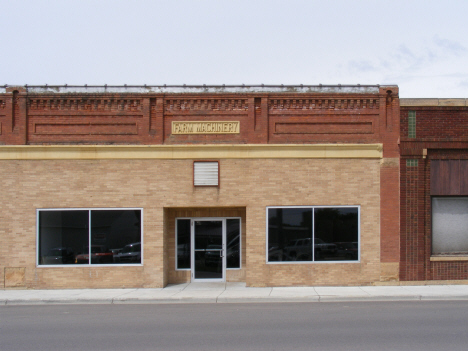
400 98 468 107
0 84 394 94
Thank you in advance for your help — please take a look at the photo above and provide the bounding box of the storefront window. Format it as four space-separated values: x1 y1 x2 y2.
432 197 468 255
267 206 359 263
38 209 142 265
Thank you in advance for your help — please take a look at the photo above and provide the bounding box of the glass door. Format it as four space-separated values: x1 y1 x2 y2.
192 219 225 281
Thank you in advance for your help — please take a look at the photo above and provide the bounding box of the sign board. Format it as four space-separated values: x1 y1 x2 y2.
172 121 240 135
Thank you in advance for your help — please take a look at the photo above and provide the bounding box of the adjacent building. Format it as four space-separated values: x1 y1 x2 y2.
400 98 468 282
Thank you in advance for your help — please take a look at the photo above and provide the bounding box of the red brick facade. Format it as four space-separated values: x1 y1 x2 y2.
0 86 399 149
400 101 468 281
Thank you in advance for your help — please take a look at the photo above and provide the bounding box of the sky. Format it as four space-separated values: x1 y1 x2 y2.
1 0 468 98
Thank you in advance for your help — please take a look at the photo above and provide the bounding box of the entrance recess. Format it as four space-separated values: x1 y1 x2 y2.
175 216 241 283
193 219 225 281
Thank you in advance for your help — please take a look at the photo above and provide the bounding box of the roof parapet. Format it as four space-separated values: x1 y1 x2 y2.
1 84 392 94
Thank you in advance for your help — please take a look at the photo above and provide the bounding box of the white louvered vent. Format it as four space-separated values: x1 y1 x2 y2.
194 161 219 186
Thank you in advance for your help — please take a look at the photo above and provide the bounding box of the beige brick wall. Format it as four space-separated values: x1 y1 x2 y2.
0 158 380 289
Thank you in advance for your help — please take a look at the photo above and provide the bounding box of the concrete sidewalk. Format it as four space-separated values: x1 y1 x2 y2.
2 283 468 305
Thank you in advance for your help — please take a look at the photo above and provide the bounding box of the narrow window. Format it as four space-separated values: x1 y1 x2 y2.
226 218 241 268
408 110 416 138
176 219 191 269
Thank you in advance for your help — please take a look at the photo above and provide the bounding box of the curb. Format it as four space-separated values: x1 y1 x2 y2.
2 295 468 306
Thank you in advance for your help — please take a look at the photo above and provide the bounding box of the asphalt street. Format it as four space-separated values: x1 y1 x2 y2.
1 301 468 351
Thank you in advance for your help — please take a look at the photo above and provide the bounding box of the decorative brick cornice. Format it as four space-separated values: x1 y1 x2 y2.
28 98 142 112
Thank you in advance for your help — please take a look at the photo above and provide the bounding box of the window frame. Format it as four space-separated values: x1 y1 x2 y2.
175 218 191 271
266 205 360 264
36 207 144 267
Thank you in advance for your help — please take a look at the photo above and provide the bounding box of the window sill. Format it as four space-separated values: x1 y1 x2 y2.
430 256 468 262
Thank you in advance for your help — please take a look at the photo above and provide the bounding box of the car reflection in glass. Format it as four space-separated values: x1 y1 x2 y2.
177 243 190 267
335 242 358 260
114 242 141 263
314 238 338 260
41 247 75 265
282 238 338 261
110 248 122 263
226 244 240 267
283 239 313 261
75 245 114 264
268 244 283 261
204 245 222 266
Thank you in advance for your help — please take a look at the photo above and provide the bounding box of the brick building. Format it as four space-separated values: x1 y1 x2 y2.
400 98 468 282
0 85 401 289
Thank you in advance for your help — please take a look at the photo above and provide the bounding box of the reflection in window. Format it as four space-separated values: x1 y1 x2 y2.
176 219 191 269
314 208 358 261
39 211 88 265
38 209 142 265
267 207 359 262
268 208 313 262
226 219 241 269
175 218 241 270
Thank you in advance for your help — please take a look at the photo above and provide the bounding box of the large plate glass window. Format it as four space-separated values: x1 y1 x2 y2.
38 209 142 265
430 160 468 256
267 206 359 262
432 197 468 255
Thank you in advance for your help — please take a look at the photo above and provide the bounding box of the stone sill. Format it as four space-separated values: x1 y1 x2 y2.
430 256 468 262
